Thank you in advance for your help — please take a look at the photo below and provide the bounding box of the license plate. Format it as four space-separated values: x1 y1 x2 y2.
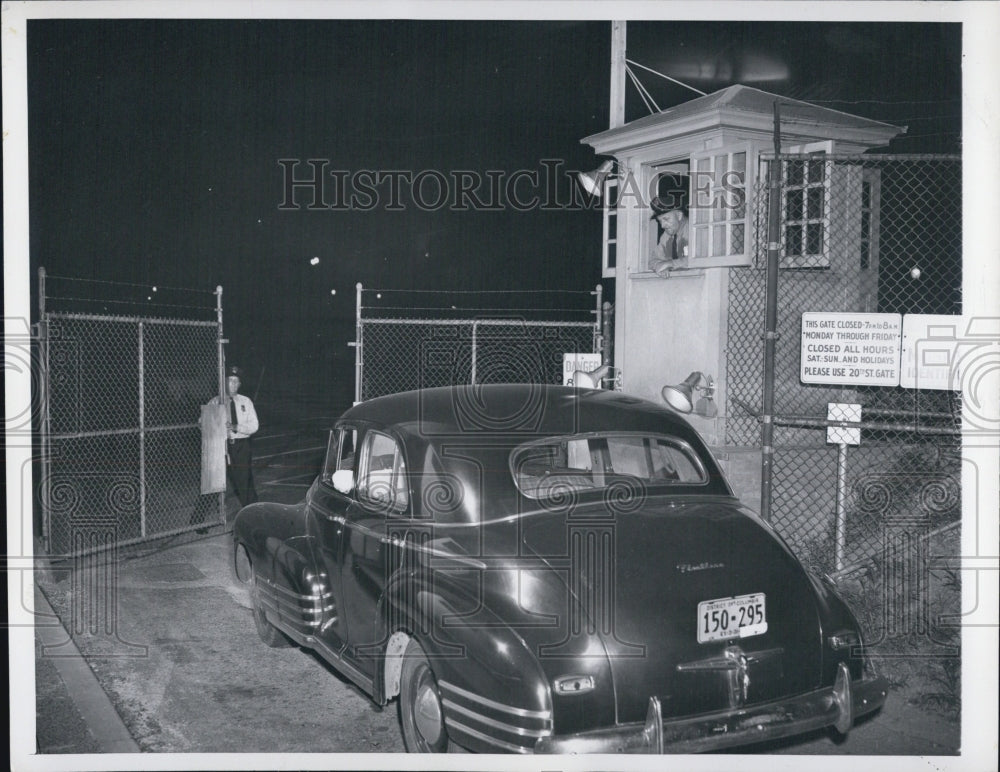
697 593 767 643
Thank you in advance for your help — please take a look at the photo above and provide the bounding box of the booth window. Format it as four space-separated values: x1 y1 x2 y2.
860 168 881 272
767 146 832 269
602 176 618 278
690 150 747 262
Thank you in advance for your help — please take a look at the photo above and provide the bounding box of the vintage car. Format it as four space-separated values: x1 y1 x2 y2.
230 384 887 753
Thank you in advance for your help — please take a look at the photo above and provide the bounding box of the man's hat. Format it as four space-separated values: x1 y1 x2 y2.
650 192 688 219
228 366 243 378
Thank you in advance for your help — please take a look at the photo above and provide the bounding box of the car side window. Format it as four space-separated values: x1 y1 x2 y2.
357 430 409 514
321 426 358 484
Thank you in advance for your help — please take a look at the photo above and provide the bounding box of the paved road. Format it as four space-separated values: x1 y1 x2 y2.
33 418 960 758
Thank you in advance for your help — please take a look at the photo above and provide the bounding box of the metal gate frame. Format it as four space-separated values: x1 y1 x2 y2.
352 283 606 403
37 269 226 554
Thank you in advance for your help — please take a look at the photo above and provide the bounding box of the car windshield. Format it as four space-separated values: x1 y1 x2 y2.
511 433 707 499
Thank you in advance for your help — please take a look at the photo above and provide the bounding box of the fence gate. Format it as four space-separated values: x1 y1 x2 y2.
354 286 604 402
726 154 962 576
38 271 225 554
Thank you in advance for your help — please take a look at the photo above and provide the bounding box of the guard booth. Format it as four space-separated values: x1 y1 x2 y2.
580 84 908 512
582 85 904 438
580 82 963 592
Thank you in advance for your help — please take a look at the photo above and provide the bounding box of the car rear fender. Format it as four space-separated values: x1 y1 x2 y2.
233 503 328 638
809 572 871 682
375 572 555 753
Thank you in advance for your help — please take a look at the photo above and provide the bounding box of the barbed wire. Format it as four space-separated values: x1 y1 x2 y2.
362 288 597 295
44 274 217 294
45 295 217 312
361 305 596 313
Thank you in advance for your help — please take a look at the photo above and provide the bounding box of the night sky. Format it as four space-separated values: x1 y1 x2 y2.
26 19 961 409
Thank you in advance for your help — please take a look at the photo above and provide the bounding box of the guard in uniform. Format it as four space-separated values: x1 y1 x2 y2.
223 366 259 507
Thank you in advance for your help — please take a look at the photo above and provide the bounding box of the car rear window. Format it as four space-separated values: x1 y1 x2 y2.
511 433 708 499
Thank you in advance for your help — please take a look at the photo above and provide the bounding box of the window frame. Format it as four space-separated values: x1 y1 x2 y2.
601 175 619 278
775 141 834 269
688 147 750 266
321 425 358 486
641 161 690 275
356 429 410 515
860 167 882 273
510 431 710 501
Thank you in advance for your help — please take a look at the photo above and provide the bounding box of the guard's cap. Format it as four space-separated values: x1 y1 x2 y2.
228 366 243 378
650 192 688 219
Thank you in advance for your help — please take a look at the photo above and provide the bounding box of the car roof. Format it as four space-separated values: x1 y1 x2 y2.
340 384 699 439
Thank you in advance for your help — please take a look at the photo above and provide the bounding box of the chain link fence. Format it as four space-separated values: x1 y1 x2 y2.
37 272 224 554
355 287 603 402
725 155 962 701
727 154 961 568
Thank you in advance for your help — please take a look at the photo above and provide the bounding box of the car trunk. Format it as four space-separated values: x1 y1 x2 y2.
520 497 823 723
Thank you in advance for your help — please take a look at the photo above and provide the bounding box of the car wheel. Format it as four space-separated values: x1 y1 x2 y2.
250 574 292 648
399 639 450 753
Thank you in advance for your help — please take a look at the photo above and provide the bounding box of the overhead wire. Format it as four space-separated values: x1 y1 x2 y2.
625 59 708 97
626 65 661 114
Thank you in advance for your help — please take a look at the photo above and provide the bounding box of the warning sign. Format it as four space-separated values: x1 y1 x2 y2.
563 352 603 386
800 312 902 386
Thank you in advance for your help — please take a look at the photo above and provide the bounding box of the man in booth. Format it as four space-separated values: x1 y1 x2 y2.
649 190 690 276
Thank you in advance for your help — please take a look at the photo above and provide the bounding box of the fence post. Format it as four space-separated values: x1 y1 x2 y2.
593 283 603 354
759 101 782 522
834 442 848 570
471 320 478 385
216 286 225 523
39 267 51 550
138 321 146 538
354 283 363 403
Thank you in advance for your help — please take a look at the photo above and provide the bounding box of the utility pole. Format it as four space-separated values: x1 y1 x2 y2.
610 21 626 128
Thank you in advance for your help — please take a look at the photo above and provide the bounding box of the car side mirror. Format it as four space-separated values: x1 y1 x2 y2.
332 469 355 494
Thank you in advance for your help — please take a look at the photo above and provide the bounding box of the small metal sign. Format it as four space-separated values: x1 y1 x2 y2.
827 403 861 446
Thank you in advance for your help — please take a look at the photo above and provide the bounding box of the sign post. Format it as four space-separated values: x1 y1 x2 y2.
827 403 861 571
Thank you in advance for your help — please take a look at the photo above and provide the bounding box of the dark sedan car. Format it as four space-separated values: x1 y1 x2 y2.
231 384 887 753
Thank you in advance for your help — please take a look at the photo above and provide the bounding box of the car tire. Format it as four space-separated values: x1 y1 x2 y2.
250 574 292 648
399 639 450 753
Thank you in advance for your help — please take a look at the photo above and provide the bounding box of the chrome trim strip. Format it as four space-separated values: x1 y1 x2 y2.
256 591 322 629
252 576 372 694
676 647 784 672
438 680 552 720
264 578 334 603
441 698 551 738
445 717 536 754
344 521 489 569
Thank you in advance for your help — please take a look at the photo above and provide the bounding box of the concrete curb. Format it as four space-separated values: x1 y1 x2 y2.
34 585 141 754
